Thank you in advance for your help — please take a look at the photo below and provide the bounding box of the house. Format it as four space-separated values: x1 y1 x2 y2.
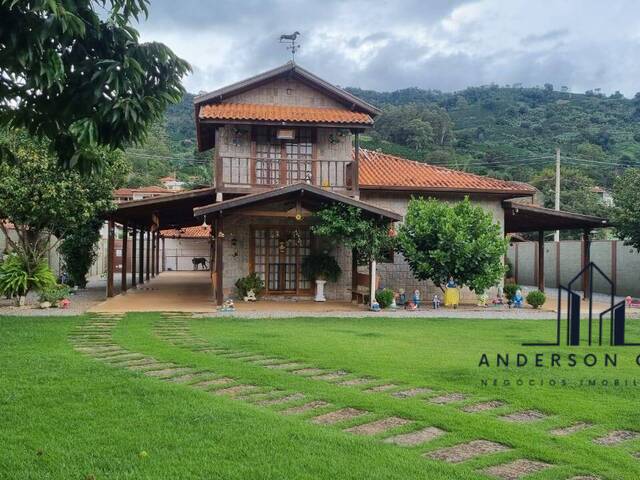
113 186 173 203
590 186 614 207
108 62 608 305
160 176 186 191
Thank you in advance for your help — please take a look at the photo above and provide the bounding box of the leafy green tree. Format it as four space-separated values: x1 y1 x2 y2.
311 204 395 265
0 0 190 171
0 129 128 283
530 166 605 216
612 168 640 251
396 197 507 292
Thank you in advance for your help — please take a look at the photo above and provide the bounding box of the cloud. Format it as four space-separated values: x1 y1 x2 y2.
135 0 640 96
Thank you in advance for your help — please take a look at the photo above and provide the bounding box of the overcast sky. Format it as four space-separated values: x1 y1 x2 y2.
136 0 640 97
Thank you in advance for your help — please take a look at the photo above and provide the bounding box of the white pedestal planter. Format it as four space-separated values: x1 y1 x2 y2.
314 280 327 302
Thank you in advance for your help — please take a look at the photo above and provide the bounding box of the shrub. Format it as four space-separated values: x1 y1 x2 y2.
376 288 395 308
0 255 55 297
301 253 342 282
235 273 264 298
504 257 514 279
526 290 546 309
503 283 521 302
39 284 72 304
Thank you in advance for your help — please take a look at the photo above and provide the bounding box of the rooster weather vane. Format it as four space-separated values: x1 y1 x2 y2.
280 31 300 61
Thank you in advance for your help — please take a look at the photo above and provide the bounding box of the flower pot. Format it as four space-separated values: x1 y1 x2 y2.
314 280 327 302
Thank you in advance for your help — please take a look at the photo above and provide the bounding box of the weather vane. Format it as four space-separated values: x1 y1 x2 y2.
280 31 300 61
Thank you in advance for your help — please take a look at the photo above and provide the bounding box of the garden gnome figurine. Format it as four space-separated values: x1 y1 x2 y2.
432 294 441 309
397 288 406 306
243 289 256 302
413 289 421 308
370 300 381 312
513 289 524 308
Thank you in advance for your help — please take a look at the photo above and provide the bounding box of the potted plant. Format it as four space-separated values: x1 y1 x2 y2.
235 273 265 300
301 252 342 302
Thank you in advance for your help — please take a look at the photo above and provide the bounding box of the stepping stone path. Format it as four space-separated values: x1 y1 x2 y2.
429 393 467 405
462 400 506 413
392 387 433 398
426 440 510 463
213 385 260 397
338 377 375 387
256 393 305 406
482 459 552 479
593 430 640 445
549 422 592 436
192 377 235 389
292 368 326 376
384 426 446 446
312 371 349 380
312 408 367 425
344 417 412 436
265 362 306 370
364 384 398 393
500 410 547 423
144 367 194 378
282 401 331 415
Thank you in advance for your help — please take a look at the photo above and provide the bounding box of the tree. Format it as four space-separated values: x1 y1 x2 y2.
396 197 507 292
311 204 395 265
612 168 640 251
0 0 190 171
530 166 605 216
0 129 128 283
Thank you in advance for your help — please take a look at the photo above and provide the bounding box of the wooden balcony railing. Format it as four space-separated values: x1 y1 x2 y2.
217 156 354 191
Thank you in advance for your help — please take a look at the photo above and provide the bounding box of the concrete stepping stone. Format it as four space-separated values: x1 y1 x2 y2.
102 353 146 363
593 430 640 445
257 393 305 406
192 377 235 389
219 351 254 358
250 358 285 365
236 390 285 402
76 346 121 353
344 416 412 436
164 372 207 384
292 368 326 376
311 408 367 425
384 426 446 446
282 400 331 415
392 387 433 398
500 410 547 423
633 452 640 459
212 385 260 397
128 362 175 372
426 440 511 463
482 459 552 479
311 371 349 380
567 476 601 480
265 362 306 370
364 384 398 393
237 354 268 362
92 350 130 359
145 367 194 378
119 358 157 368
549 422 592 436
463 400 506 413
338 377 375 387
429 393 467 405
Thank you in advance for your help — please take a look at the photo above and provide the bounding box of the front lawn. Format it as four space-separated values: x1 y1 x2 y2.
1 313 639 479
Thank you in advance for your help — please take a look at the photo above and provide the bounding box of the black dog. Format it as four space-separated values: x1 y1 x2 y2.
192 257 208 270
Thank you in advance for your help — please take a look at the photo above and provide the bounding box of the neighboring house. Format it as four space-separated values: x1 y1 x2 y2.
109 61 608 304
113 186 173 203
160 176 186 191
590 186 614 207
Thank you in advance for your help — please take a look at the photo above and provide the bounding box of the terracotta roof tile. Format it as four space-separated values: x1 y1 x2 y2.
357 149 536 195
199 103 373 125
161 226 210 239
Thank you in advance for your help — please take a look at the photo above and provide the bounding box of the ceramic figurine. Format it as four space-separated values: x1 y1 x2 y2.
412 289 421 308
477 292 488 307
397 288 406 306
370 301 381 312
405 301 417 311
492 294 505 306
243 289 257 302
390 296 398 309
444 277 460 308
219 299 236 312
513 289 524 308
446 276 457 288
432 294 441 309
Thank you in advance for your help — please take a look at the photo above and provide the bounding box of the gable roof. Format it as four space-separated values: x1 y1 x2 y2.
193 182 402 221
199 103 373 126
194 61 380 116
161 226 210 239
357 149 537 196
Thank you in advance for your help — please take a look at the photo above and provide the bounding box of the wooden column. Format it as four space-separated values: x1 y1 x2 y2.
106 219 115 298
353 131 360 198
162 237 166 272
138 229 145 285
131 228 137 288
351 248 358 303
145 229 151 281
215 214 224 306
150 229 156 277
582 229 591 300
537 230 545 292
156 231 161 274
121 222 128 293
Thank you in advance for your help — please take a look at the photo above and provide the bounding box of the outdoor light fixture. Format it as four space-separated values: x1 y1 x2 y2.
277 128 296 140
201 216 208 229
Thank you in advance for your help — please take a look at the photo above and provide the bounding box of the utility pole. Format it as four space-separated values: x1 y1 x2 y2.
554 148 561 242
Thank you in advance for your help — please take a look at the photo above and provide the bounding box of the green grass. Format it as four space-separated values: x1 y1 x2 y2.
2 313 640 479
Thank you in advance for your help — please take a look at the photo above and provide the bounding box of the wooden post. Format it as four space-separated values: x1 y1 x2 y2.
353 131 360 198
121 222 128 293
138 229 145 285
131 228 137 288
215 214 224 306
351 248 358 302
582 229 591 300
537 230 545 292
150 229 156 277
145 229 151 281
106 219 115 298
156 231 161 274
162 237 166 272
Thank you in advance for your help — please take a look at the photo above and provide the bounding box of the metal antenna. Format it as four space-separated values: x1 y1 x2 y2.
279 31 301 61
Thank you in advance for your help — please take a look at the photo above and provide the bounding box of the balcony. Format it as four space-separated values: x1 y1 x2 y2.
216 156 354 192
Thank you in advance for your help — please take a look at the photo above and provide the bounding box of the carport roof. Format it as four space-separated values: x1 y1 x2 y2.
193 183 403 221
503 200 609 233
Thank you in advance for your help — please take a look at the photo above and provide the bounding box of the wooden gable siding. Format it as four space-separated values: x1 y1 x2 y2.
224 77 346 109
